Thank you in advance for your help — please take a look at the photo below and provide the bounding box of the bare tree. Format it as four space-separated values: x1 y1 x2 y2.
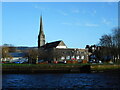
112 28 120 62
99 34 113 47
38 48 64 62
2 46 12 60
98 28 120 63
25 48 38 64
112 28 120 47
38 48 48 61
50 48 64 61
9 46 17 53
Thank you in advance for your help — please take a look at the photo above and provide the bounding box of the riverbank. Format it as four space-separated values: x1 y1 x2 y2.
2 63 120 73
2 64 90 73
90 64 120 74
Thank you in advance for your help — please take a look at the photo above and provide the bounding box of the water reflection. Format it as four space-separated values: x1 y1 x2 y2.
2 73 120 89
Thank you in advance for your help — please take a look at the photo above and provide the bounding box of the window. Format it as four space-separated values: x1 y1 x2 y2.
61 56 65 60
81 52 84 54
77 51 79 54
71 56 75 58
81 56 84 59
76 56 80 59
66 56 70 59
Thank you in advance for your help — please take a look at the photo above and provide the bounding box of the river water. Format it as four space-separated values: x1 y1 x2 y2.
2 72 120 89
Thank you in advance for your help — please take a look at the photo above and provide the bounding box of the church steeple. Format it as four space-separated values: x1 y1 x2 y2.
38 16 45 48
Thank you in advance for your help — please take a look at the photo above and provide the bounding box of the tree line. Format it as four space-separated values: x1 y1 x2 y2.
96 28 120 63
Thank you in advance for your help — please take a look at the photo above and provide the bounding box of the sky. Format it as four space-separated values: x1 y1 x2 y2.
2 2 118 48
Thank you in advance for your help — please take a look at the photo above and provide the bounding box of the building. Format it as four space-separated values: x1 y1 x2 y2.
38 16 89 63
86 45 114 63
38 16 45 48
9 52 28 63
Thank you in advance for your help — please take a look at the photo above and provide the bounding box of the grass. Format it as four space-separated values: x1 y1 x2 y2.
2 63 90 66
2 63 120 73
2 63 90 72
91 64 120 70
1 62 120 66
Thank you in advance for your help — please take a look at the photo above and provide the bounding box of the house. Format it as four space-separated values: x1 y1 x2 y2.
38 40 88 63
9 52 28 63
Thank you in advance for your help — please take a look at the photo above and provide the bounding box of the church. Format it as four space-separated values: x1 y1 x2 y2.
38 16 89 63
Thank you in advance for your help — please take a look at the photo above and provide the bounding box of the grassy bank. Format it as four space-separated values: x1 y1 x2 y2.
2 63 90 73
2 63 120 73
91 64 120 71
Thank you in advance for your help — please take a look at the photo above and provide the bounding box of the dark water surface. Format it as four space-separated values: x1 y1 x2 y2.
2 72 120 89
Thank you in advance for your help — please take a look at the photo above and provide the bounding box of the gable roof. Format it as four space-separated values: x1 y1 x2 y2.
41 40 67 49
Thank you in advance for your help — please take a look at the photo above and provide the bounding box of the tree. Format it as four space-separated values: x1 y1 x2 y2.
99 34 113 47
112 28 120 62
38 48 64 63
24 48 38 64
2 46 12 60
98 28 120 63
49 48 64 61
9 46 17 53
112 28 120 48
0 46 2 59
38 48 49 61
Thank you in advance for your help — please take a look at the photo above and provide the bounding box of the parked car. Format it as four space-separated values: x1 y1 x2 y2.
12 60 26 64
99 60 103 64
2 61 6 64
2 61 11 64
89 59 98 63
38 60 44 63
53 61 58 64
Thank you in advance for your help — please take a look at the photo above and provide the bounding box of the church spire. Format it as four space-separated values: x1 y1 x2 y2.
38 16 45 48
39 16 44 34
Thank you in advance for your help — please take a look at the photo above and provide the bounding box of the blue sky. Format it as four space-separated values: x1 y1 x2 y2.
2 2 118 48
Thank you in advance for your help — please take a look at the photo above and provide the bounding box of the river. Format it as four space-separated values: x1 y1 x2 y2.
2 72 120 89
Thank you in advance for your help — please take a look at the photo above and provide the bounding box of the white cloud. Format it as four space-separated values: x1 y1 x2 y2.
87 10 97 16
61 22 72 25
61 22 81 26
85 23 99 27
59 11 68 16
102 18 111 25
34 5 48 11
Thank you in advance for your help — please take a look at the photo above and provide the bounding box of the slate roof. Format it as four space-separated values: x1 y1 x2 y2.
41 40 62 49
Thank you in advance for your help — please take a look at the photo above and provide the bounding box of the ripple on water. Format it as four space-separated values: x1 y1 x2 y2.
2 73 120 88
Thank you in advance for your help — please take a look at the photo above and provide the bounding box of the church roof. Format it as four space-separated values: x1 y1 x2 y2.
41 40 66 49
